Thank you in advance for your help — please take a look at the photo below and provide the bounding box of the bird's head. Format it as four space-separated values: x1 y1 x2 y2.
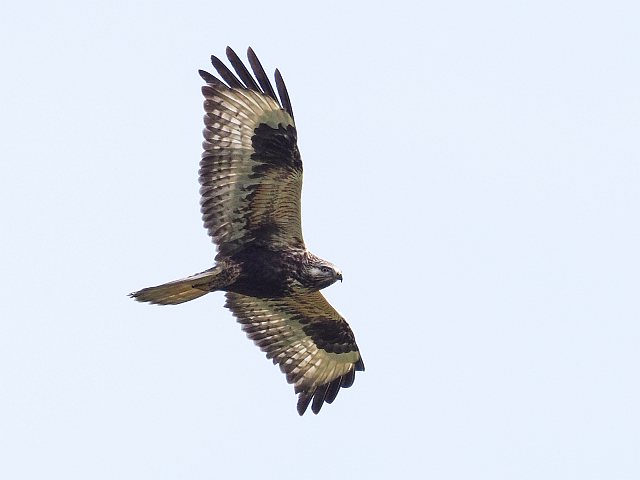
303 253 343 290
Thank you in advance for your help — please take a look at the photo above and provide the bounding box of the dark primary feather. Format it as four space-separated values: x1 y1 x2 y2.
324 376 342 404
198 69 222 86
205 47 293 119
275 69 294 119
311 383 330 414
209 54 244 89
225 46 261 91
247 47 279 103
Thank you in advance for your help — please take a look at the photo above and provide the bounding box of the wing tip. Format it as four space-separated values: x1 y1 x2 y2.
295 362 363 415
201 47 293 116
198 69 219 84
297 391 313 416
274 68 294 120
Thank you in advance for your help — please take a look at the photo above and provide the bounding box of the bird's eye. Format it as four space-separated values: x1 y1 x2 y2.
320 266 332 273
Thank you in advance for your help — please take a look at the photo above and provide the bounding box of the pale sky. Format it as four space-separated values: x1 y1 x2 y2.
1 1 639 479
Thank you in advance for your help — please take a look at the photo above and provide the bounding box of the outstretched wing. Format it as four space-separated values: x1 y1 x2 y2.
225 291 365 415
199 47 304 258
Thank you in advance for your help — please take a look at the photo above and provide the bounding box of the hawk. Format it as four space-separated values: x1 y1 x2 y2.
131 47 364 415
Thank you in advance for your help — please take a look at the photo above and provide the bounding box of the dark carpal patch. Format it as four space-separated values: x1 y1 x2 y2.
300 317 358 354
251 123 302 170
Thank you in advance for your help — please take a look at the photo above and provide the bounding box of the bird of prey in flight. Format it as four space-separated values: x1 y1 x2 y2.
131 47 364 415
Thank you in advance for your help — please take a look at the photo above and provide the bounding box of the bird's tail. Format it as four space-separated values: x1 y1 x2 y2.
130 266 230 305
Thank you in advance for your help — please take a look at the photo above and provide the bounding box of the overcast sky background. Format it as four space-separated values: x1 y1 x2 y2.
1 1 639 478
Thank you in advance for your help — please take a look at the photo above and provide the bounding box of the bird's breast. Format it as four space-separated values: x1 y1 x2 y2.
225 246 304 298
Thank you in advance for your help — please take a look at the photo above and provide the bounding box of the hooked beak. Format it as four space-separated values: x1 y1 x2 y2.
336 272 343 282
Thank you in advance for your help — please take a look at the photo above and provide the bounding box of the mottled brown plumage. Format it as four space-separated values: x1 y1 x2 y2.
131 47 363 415
226 292 364 415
